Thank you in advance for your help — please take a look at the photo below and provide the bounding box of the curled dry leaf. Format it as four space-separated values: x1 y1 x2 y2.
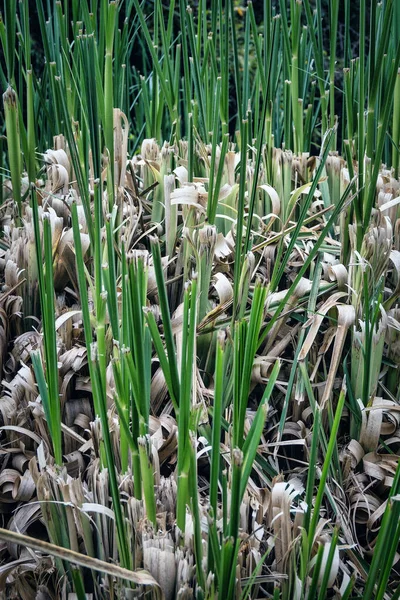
143 532 176 600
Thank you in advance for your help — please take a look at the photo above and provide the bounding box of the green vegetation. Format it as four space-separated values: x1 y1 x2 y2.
1 0 400 598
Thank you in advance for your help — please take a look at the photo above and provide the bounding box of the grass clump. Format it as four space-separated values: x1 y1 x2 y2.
0 1 400 599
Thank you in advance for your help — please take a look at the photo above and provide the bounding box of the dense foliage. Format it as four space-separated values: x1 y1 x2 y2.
1 1 400 599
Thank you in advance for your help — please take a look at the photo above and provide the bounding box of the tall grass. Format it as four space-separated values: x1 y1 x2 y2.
0 1 400 599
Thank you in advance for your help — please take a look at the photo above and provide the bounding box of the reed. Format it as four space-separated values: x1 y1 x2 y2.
0 1 400 599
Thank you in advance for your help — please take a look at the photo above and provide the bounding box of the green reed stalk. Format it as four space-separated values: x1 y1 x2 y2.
120 251 141 488
343 68 354 152
232 117 248 316
3 87 22 219
363 460 400 600
103 216 119 341
55 78 94 243
111 351 132 476
393 68 400 178
189 432 206 592
149 237 180 408
207 77 222 221
3 0 16 82
229 0 242 126
307 386 346 551
30 194 62 465
366 0 394 161
104 1 118 181
19 1 36 183
291 0 303 153
329 0 339 131
364 44 400 231
131 0 175 121
91 347 131 570
210 331 225 517
303 406 321 539
239 359 280 501
176 277 197 533
233 281 268 449
356 0 366 235
188 113 194 182
186 6 208 142
70 203 98 414
317 529 339 600
138 435 157 527
72 196 130 570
